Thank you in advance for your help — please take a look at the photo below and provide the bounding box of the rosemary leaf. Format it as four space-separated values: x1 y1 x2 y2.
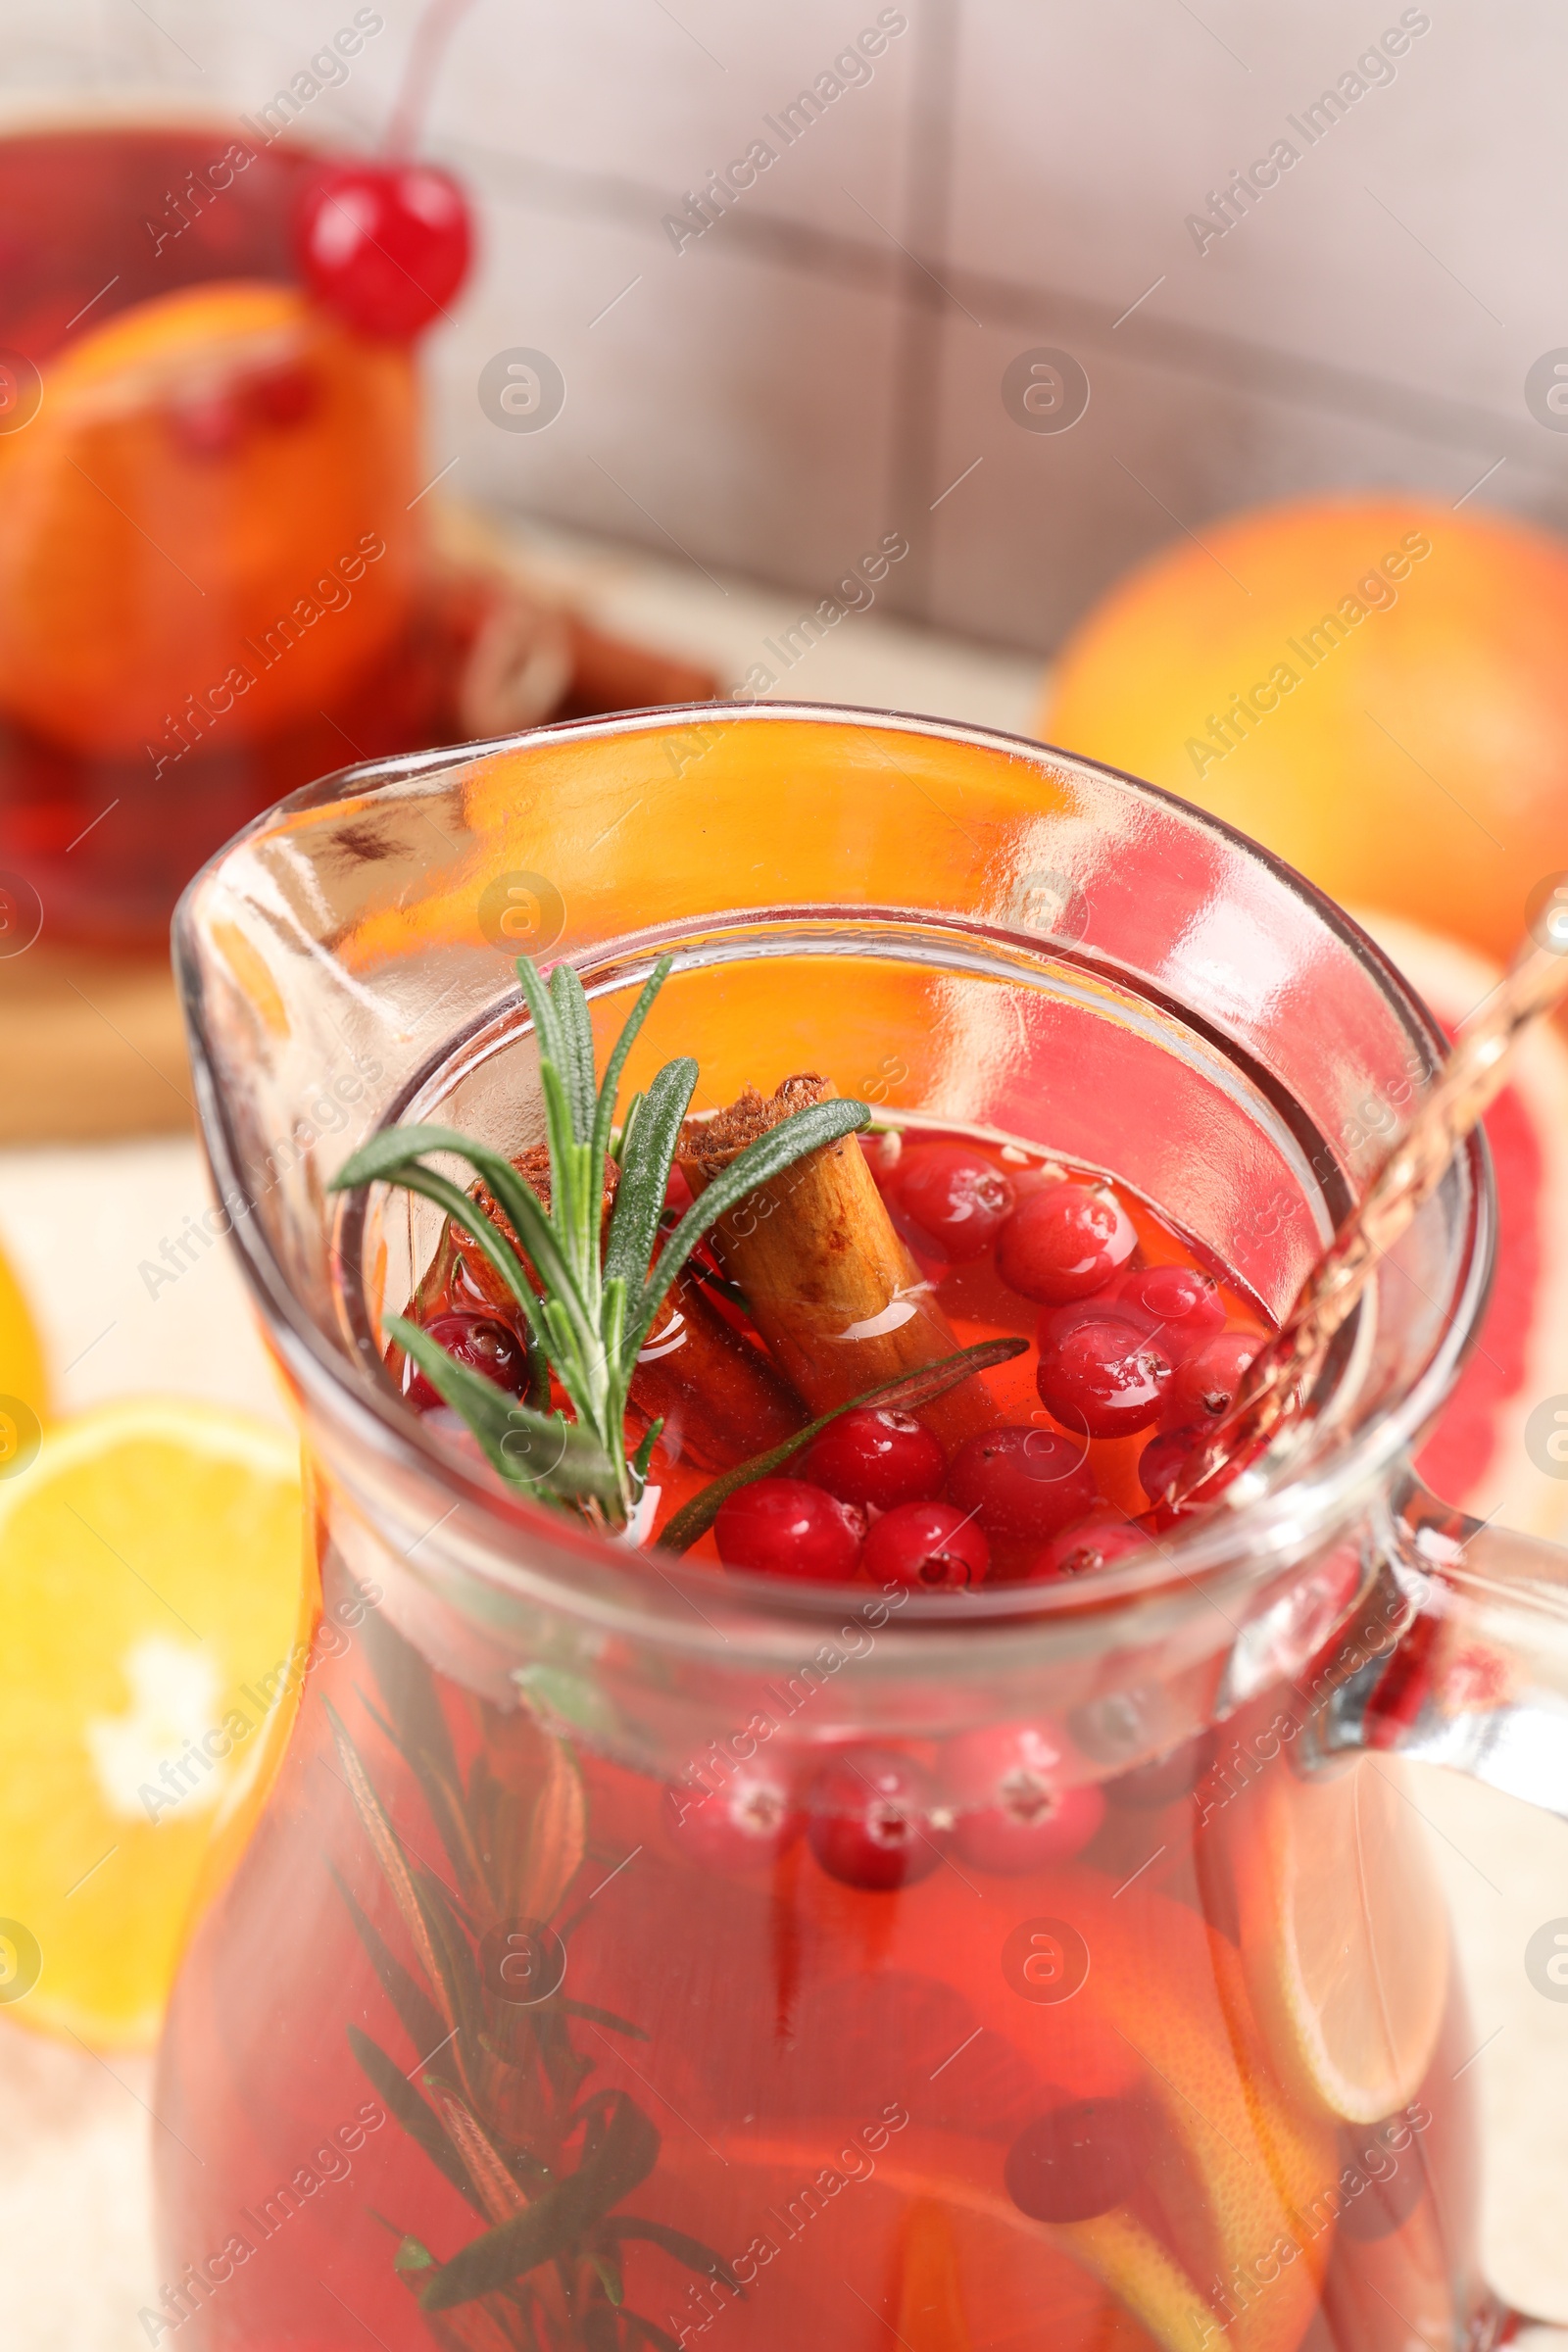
604 2218 744 2296
547 959 599 1146
560 1999 648 2040
589 954 672 1173
348 2025 488 2213
602 1056 698 1296
330 1865 446 2073
657 1336 1029 1553
512 1736 587 1924
326 1700 453 2012
631 1096 871 1344
421 2090 660 2312
387 1316 621 1511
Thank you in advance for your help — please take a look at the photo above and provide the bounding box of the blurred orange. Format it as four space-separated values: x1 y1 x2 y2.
0 280 417 760
1039 496 1568 966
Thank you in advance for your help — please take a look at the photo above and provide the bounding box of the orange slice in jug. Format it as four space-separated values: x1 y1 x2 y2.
1231 1751 1449 2126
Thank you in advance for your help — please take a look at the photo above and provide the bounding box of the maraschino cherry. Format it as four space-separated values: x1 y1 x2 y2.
294 0 474 338
296 162 471 338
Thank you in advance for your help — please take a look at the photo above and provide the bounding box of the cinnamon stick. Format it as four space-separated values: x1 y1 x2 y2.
677 1077 998 1449
449 1148 808 1472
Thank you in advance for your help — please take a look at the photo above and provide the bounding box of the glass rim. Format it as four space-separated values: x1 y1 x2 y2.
173 697 1493 1653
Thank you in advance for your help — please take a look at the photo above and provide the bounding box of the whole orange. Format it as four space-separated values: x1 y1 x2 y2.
1039 496 1568 966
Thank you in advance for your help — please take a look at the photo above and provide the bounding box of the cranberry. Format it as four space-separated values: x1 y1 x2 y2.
244 360 318 429
889 1143 1014 1263
862 1500 989 1592
1139 1425 1204 1504
712 1479 864 1581
403 1311 529 1411
995 1183 1137 1304
1028 1510 1148 1581
1106 1263 1225 1361
662 1771 803 1873
807 1750 947 1890
946 1426 1097 1543
947 1726 1104 1874
168 391 244 459
1165 1330 1261 1426
1005 2094 1155 2222
1036 1314 1172 1440
805 1408 945 1510
295 163 472 339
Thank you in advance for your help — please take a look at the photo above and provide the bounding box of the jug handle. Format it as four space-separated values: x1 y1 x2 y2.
1303 1469 1568 1814
1303 1468 1568 2349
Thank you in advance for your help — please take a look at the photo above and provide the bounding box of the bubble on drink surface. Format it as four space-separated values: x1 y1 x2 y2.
478 870 566 956
477 1916 567 2005
1523 1395 1568 1481
1001 347 1090 434
0 1919 41 2003
1524 1916 1568 2001
478 348 566 433
0 870 43 958
1013 867 1090 946
0 1397 40 1480
1524 351 1568 432
1001 1914 1090 2004
1525 872 1568 956
0 349 41 435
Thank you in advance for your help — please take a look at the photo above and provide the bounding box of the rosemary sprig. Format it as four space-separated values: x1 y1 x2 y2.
336 1612 742 2347
332 953 871 1532
658 1336 1029 1554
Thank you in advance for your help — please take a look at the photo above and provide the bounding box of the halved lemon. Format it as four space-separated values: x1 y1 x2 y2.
0 1397 305 2047
0 1228 47 1448
1232 1752 1449 2125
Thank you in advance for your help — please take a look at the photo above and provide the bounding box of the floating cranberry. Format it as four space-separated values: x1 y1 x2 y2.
1028 1511 1149 1581
1107 1263 1225 1361
805 1408 945 1510
1036 1314 1172 1440
947 1426 1097 1543
295 162 472 339
1139 1425 1201 1504
947 1726 1104 1874
890 1143 1014 1262
807 1750 947 1890
995 1183 1137 1304
1005 2093 1155 2222
662 1771 803 1873
168 391 245 459
862 1500 989 1592
244 359 319 429
403 1311 529 1411
1165 1330 1261 1426
713 1479 864 1581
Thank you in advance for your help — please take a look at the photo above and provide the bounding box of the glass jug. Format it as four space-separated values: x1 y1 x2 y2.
155 703 1568 2352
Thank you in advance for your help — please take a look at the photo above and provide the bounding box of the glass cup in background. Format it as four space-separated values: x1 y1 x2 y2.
0 112 456 947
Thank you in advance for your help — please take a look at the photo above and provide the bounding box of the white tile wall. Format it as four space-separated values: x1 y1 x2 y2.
6 0 1568 652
